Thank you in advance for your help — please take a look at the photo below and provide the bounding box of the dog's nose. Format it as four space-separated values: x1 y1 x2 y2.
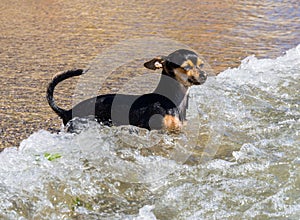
200 70 207 80
196 70 207 84
188 69 207 85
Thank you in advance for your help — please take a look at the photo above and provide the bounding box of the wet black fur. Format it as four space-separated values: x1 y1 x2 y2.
46 49 207 130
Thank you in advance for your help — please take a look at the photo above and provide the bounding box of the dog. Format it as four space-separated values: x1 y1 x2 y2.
46 49 207 132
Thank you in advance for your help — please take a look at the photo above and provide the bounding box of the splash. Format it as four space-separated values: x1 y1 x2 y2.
0 44 299 219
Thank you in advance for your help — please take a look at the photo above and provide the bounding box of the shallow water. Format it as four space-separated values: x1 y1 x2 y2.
1 0 300 147
0 45 299 219
1 0 300 219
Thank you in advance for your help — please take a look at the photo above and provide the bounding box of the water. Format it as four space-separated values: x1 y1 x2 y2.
1 0 299 218
1 45 299 219
1 0 300 148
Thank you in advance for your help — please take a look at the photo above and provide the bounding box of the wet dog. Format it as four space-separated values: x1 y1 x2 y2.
46 49 207 131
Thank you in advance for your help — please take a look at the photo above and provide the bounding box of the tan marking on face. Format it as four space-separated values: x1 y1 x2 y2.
187 69 200 78
197 58 204 67
174 68 190 87
186 69 193 77
163 115 182 132
180 59 195 68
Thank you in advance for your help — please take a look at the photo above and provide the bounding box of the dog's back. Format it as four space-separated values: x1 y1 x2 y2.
46 49 207 131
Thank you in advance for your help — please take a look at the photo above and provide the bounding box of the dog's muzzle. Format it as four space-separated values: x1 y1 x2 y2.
188 70 207 85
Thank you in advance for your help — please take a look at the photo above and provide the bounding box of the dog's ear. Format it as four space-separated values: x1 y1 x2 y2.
144 57 165 70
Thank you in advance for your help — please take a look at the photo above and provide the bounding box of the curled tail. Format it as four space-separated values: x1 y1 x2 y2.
46 69 84 122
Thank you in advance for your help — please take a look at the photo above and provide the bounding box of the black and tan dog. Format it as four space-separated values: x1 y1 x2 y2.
47 49 207 131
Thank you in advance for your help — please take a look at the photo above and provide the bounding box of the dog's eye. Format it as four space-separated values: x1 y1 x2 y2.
183 66 192 71
199 63 204 68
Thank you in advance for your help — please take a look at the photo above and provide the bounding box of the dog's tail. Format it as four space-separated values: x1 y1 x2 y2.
46 69 84 121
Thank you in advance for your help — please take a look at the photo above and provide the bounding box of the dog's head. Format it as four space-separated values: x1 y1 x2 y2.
144 49 207 87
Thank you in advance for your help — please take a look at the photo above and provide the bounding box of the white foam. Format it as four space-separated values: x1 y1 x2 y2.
1 44 299 219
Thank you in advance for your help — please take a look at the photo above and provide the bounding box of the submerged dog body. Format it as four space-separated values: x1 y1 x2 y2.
47 49 207 131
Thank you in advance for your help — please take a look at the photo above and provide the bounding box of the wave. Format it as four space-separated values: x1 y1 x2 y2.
0 44 299 219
